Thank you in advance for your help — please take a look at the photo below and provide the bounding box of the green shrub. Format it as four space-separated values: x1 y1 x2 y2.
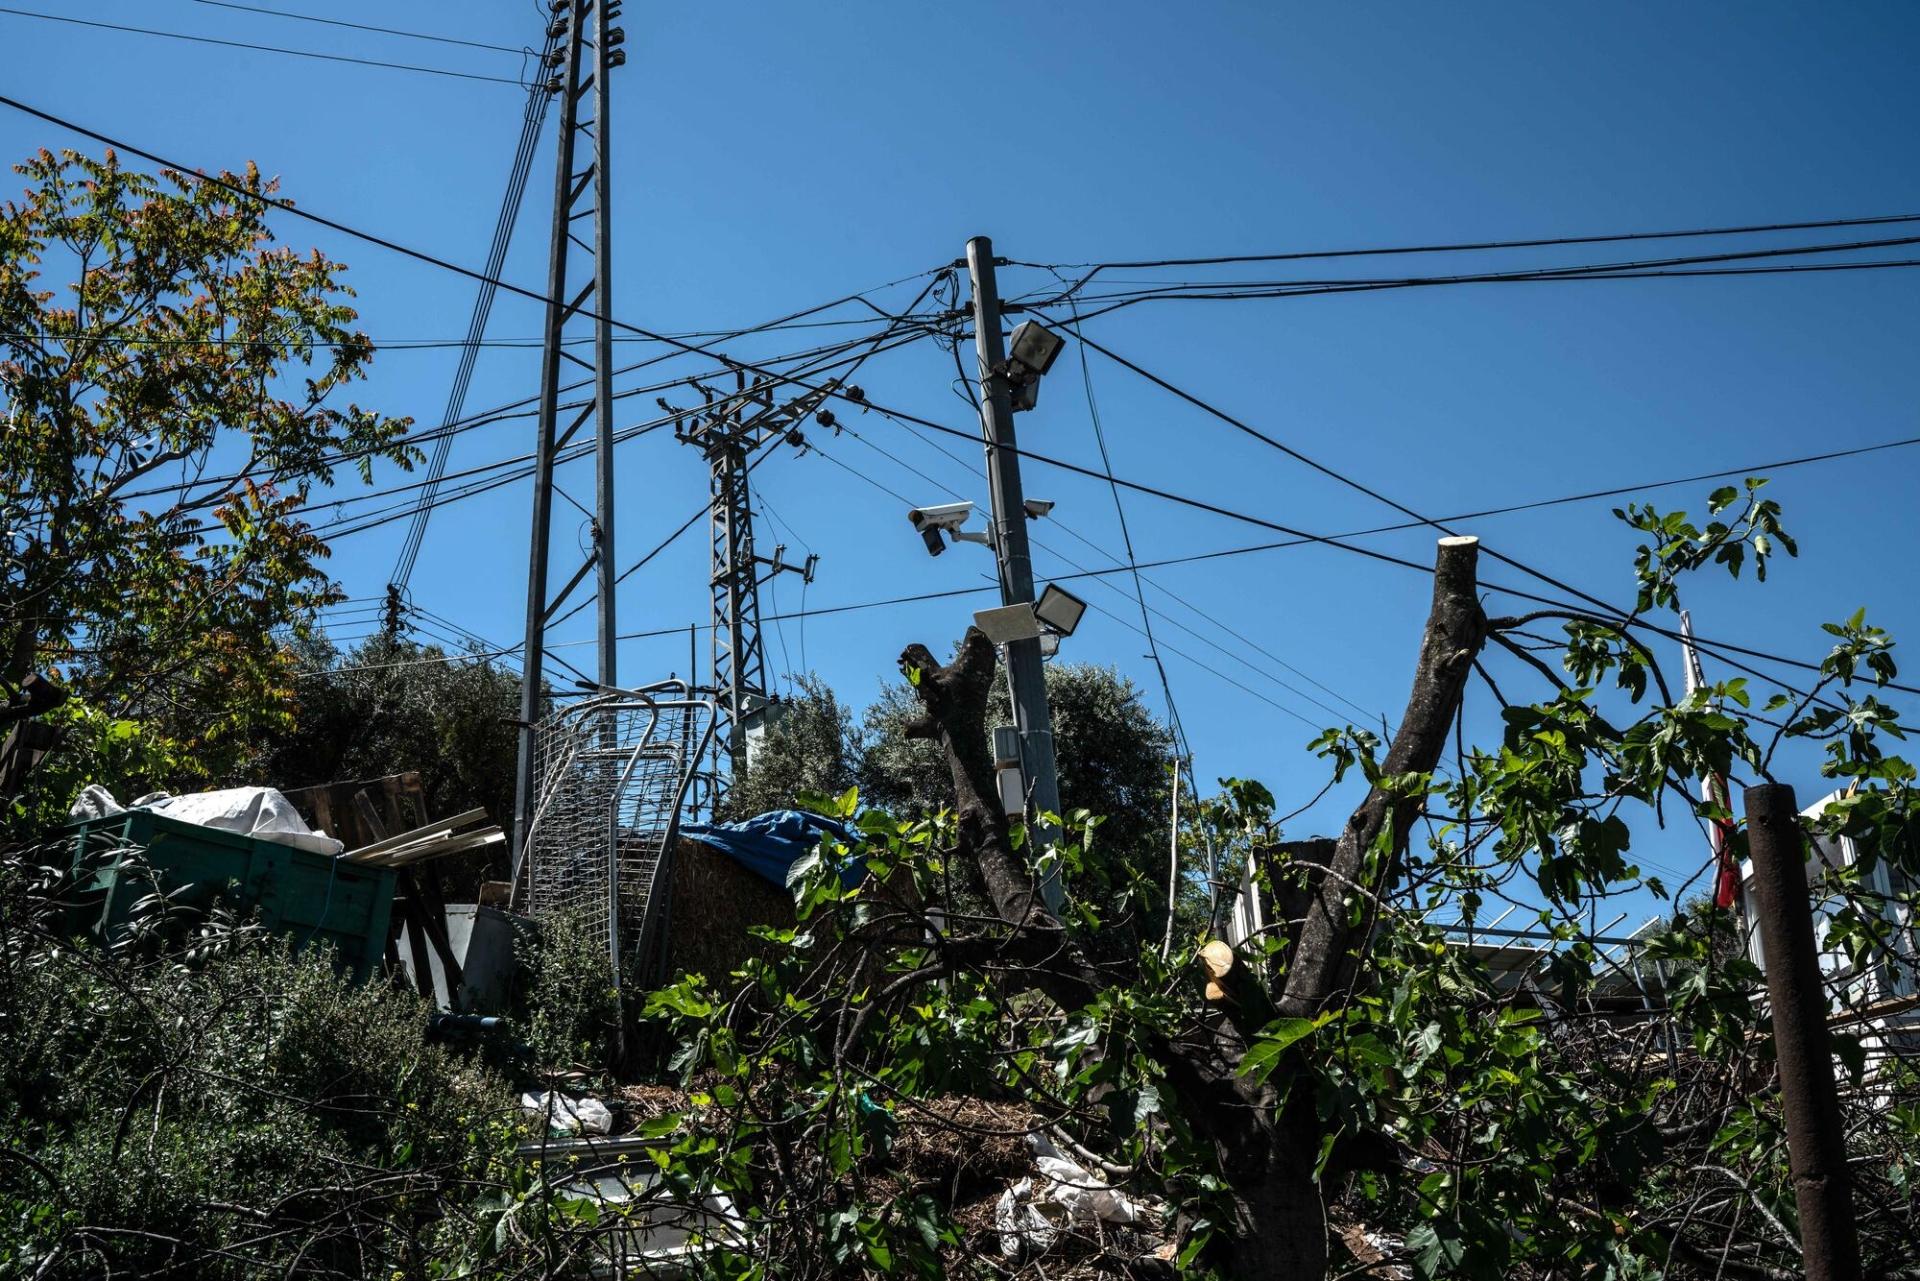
0 848 526 1280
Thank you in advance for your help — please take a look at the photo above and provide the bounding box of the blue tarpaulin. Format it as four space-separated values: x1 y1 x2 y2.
679 809 860 889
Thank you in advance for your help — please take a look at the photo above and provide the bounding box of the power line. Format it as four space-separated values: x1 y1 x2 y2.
0 7 526 86
1065 290 1193 758
821 384 1920 703
1035 241 1920 325
1026 211 1920 272
808 422 1345 730
1051 324 1913 705
392 14 561 589
188 0 530 56
0 94 950 395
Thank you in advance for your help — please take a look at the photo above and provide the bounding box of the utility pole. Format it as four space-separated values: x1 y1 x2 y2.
512 0 625 875
668 372 834 815
1744 782 1862 1281
966 236 1065 914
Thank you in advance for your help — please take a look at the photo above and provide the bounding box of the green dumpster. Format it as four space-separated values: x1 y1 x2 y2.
66 809 397 982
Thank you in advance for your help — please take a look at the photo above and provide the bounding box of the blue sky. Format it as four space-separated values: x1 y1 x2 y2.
7 2 1919 926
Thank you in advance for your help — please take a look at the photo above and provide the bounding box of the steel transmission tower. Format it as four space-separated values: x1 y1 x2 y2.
668 372 834 813
511 0 626 869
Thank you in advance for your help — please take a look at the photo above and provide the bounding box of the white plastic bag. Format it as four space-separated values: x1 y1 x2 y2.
1028 1133 1142 1225
995 1177 1063 1257
996 1135 1147 1256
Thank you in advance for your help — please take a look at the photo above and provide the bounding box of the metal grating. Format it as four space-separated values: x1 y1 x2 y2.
515 683 715 994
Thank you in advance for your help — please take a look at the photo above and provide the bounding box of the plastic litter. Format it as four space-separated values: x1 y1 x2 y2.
520 1090 613 1136
996 1133 1146 1257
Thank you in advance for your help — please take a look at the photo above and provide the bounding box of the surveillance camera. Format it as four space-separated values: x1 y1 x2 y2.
1023 498 1054 519
907 501 975 533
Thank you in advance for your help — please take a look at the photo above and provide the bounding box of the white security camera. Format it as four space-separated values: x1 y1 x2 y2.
907 501 976 556
1022 498 1054 519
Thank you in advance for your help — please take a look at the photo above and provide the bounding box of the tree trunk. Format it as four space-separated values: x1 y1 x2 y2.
901 536 1488 1278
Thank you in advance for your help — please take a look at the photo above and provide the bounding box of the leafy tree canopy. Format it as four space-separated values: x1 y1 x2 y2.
0 148 415 801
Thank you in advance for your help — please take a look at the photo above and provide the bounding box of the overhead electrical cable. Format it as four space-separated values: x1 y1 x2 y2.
809 423 1346 729
811 383 1920 702
0 7 526 85
1066 290 1193 759
187 0 529 56
0 95 952 406
1058 321 1867 695
1029 239 1920 324
1025 210 1920 272
391 17 562 590
119 322 930 514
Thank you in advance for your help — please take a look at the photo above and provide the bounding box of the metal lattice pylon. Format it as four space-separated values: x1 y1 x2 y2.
513 684 715 1008
667 372 833 814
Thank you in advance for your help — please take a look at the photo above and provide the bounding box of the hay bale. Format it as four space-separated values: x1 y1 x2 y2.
663 838 795 982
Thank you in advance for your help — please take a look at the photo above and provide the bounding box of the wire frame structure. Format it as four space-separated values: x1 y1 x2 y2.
513 682 715 1018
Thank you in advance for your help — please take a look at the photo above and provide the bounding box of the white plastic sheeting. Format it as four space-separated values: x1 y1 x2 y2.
70 785 344 857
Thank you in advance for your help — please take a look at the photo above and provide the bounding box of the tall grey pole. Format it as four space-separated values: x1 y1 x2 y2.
512 9 586 874
590 0 617 689
1744 782 1861 1281
967 236 1064 914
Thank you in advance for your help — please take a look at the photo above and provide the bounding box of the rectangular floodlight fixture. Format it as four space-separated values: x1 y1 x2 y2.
973 602 1042 645
1034 583 1088 637
1008 320 1066 377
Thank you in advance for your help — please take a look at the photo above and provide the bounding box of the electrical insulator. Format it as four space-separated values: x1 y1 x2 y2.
608 48 626 67
547 18 568 37
606 27 625 46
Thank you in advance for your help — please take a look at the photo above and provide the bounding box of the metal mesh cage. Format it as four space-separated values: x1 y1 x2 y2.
514 683 714 989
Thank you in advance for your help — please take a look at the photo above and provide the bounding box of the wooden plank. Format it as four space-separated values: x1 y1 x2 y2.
342 808 487 860
376 830 504 869
352 789 390 842
357 828 489 868
403 865 466 997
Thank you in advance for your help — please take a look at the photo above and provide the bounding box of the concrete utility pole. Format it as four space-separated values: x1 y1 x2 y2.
1743 782 1862 1281
966 236 1065 914
512 0 625 878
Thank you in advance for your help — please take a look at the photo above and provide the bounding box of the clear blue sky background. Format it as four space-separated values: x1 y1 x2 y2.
7 2 1919 927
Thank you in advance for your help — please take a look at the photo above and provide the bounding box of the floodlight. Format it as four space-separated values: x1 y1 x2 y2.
1033 583 1087 637
973 603 1042 645
1008 321 1065 378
